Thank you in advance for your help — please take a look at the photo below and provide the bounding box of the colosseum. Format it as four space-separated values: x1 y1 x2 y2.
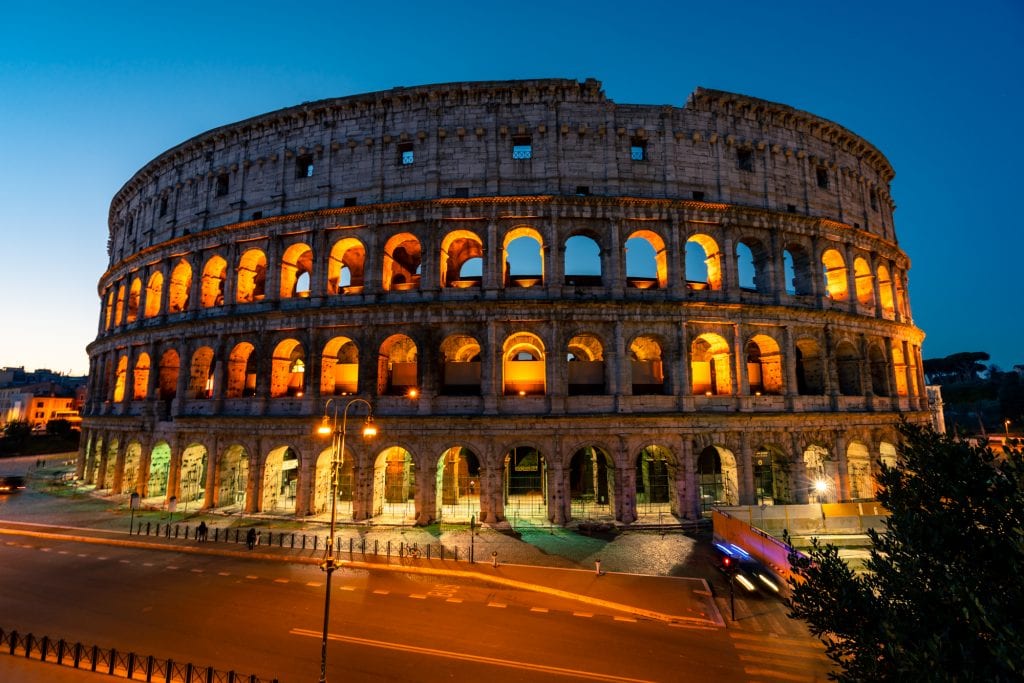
79 78 926 528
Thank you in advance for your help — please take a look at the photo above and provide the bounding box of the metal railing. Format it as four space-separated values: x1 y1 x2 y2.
0 627 278 683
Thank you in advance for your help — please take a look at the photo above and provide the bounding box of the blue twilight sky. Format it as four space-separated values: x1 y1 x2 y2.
0 1 1021 376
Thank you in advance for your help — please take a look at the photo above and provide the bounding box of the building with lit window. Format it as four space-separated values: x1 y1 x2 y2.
79 78 926 526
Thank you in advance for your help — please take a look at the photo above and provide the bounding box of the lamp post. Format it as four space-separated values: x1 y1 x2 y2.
316 397 377 683
1006 419 1011 437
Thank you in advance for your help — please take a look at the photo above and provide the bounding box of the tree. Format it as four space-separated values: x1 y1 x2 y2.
923 351 990 384
786 421 1024 682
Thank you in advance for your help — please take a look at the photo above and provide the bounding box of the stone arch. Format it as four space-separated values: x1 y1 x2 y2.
382 232 422 291
158 349 179 400
114 282 126 325
436 445 482 522
503 445 547 521
132 352 150 400
685 233 722 290
262 445 299 514
378 334 418 395
803 444 837 503
280 242 313 299
146 441 171 500
696 445 739 511
327 237 366 294
179 443 209 512
868 343 889 397
236 248 267 303
313 444 354 520
745 333 783 395
568 445 615 520
736 236 771 293
200 255 227 308
123 441 143 496
321 336 359 396
188 346 216 399
752 444 791 505
216 444 249 511
783 242 814 296
440 229 484 288
104 289 115 329
690 333 732 395
563 233 602 286
371 446 416 521
567 333 605 395
226 342 257 398
113 355 128 402
629 334 666 394
846 441 874 500
503 226 544 288
634 444 678 519
440 334 482 395
877 264 895 319
853 257 874 307
168 259 192 313
144 271 163 318
822 248 848 301
795 337 826 395
891 343 909 396
270 339 306 398
502 332 546 396
126 277 142 323
835 340 862 396
625 229 667 289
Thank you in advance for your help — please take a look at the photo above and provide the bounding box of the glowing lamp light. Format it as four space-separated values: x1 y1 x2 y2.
407 388 419 399
316 416 332 436
814 479 829 494
361 417 378 439
518 390 526 397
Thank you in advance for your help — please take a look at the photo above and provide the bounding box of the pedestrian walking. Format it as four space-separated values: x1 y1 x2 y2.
246 527 257 550
197 521 208 542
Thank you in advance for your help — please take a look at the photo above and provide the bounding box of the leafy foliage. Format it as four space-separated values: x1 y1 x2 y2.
923 351 990 384
787 421 1024 682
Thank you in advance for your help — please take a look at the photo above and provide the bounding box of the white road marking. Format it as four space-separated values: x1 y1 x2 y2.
613 616 637 623
573 612 594 618
487 602 507 608
530 607 549 613
410 594 427 600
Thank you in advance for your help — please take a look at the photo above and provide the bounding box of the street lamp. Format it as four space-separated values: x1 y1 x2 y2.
1006 419 1012 437
315 397 377 683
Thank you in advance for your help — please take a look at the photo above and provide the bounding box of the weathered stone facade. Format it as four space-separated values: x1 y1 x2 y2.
80 78 926 526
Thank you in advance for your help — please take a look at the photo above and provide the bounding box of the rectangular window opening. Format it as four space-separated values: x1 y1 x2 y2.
870 191 878 211
692 191 705 201
343 197 357 207
295 154 314 179
630 139 647 161
787 204 798 213
737 148 754 172
398 142 414 165
512 136 532 160
816 167 830 190
575 186 590 196
159 197 168 217
453 187 470 198
216 174 230 197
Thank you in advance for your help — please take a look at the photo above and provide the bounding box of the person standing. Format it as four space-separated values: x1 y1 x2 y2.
246 527 257 550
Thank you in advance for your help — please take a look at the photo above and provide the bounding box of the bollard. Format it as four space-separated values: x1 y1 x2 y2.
73 642 82 668
167 658 174 683
40 635 49 661
374 539 378 555
57 639 66 665
387 540 391 557
361 538 366 554
109 648 117 674
595 559 602 576
349 538 354 553
301 534 306 550
214 528 220 542
147 655 155 681
25 633 33 658
491 551 498 568
185 525 190 539
90 644 98 671
235 529 240 543
127 652 136 677
185 662 194 683
290 533 295 549
426 544 431 559
147 522 151 535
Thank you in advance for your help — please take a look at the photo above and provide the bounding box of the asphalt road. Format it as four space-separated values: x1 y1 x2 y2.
0 533 831 683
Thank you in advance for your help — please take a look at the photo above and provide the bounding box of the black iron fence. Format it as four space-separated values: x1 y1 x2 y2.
0 627 278 683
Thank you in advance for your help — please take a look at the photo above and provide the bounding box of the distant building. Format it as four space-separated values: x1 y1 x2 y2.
0 368 87 431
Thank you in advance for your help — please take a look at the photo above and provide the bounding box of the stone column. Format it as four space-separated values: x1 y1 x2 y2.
245 441 262 515
791 433 809 505
111 438 126 494
834 432 850 502
416 458 438 525
679 438 697 520
738 432 755 505
608 218 624 299
264 236 282 302
547 455 567 525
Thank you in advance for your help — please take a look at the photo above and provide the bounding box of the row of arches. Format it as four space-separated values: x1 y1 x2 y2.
80 429 900 525
91 327 923 406
101 223 909 332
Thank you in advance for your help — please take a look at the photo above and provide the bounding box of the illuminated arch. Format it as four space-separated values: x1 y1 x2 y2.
502 332 546 395
745 334 783 395
503 226 544 288
440 229 484 288
144 271 163 318
382 233 422 292
168 259 192 313
270 339 305 398
226 342 257 398
625 229 667 289
630 335 665 394
690 333 731 395
567 333 605 395
132 352 151 400
200 255 227 308
188 346 216 399
822 248 848 301
378 334 418 395
126 277 142 323
440 334 482 395
321 336 359 396
236 249 267 303
685 234 722 290
327 237 366 294
279 242 313 299
854 257 874 306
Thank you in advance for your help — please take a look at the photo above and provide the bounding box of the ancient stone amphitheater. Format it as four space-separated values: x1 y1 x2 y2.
79 78 926 527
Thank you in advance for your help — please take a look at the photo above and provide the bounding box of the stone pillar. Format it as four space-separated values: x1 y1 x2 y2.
173 341 191 417
547 455 567 525
483 220 500 296
222 244 238 306
264 236 282 302
608 218 624 298
111 438 126 494
416 458 438 526
482 320 498 414
844 244 859 313
245 441 262 514
666 214 684 299
834 432 850 502
187 255 201 314
791 433 809 505
738 432 755 505
616 451 637 523
204 439 218 510
679 438 697 520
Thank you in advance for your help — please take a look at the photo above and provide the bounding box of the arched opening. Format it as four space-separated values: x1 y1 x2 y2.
236 249 267 303
746 334 783 395
132 353 150 400
625 230 666 290
854 257 874 307
804 445 837 503
226 342 257 398
382 233 422 292
685 234 722 290
262 446 299 513
635 445 676 519
114 283 125 325
440 334 482 396
123 442 142 495
502 332 546 395
736 238 770 293
168 260 192 313
568 446 615 520
321 337 359 396
158 349 179 401
372 446 416 521
835 341 862 396
113 355 128 402
378 334 418 395
280 243 313 299
503 446 546 520
314 446 354 520
752 445 790 505
200 256 227 308
567 334 605 395
630 335 665 395
217 445 249 512
503 228 544 288
126 277 141 323
87 436 103 486
847 442 874 500
436 446 481 522
697 445 738 512
877 265 895 319
327 237 366 295
691 333 732 395
869 344 890 396
104 289 115 329
270 339 305 398
104 439 120 489
822 249 848 301
795 338 825 395
144 271 163 318
146 442 171 500
784 244 813 296
179 444 208 512
440 230 484 289
188 347 215 399
563 234 602 287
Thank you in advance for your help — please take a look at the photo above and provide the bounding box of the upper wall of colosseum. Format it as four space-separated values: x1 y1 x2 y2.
106 78 897 269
